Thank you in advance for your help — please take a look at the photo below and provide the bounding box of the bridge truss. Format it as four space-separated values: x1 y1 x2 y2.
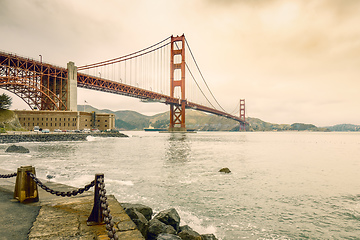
0 51 68 110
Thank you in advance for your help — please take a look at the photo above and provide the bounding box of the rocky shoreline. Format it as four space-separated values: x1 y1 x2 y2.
121 203 218 240
0 132 128 143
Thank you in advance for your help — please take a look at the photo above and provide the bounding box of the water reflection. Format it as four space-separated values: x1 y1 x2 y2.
165 133 191 164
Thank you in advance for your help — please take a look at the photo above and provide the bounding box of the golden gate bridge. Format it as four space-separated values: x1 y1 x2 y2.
0 35 247 131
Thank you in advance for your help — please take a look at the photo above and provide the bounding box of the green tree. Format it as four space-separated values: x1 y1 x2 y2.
0 93 12 110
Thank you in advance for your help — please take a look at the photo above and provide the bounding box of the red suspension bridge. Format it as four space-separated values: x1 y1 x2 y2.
0 35 247 131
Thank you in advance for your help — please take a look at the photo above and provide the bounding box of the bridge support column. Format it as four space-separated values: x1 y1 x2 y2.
169 35 186 132
67 62 78 111
239 99 246 131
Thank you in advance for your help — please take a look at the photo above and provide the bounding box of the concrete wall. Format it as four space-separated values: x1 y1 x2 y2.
94 113 115 130
67 62 78 112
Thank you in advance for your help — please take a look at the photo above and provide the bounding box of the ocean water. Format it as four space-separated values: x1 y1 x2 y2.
1 131 360 239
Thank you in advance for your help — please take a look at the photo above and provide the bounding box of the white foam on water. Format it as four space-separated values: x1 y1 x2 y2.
86 136 97 141
177 208 218 237
106 178 134 186
0 153 31 160
69 174 95 187
179 179 193 184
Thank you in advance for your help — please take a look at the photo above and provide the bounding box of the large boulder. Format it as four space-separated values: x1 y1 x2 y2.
148 219 176 240
179 225 194 233
157 233 182 240
177 229 202 240
201 234 218 240
5 145 29 153
122 203 153 221
153 208 181 232
125 208 148 237
219 167 231 173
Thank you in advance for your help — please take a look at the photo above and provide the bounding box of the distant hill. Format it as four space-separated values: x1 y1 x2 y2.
326 124 360 132
78 105 240 131
79 105 352 132
78 105 239 131
247 117 330 132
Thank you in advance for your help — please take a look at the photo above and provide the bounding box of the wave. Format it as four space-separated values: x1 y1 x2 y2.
86 136 97 141
106 178 134 186
177 208 218 237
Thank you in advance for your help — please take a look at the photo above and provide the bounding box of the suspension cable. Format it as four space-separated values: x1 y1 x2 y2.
185 63 216 109
184 37 228 113
229 100 241 115
175 41 216 110
79 42 170 71
78 36 171 70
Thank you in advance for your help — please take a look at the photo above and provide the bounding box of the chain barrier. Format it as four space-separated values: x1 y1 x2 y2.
2 169 118 238
27 172 95 197
0 172 17 178
98 176 118 240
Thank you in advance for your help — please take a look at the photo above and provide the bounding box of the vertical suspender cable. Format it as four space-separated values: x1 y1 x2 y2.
158 48 160 93
153 51 155 92
129 59 132 85
118 62 122 82
185 38 227 113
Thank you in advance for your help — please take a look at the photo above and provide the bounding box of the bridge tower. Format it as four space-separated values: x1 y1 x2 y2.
169 35 186 132
239 99 246 131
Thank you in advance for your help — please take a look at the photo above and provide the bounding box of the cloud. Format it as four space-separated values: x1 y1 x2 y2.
1 0 360 125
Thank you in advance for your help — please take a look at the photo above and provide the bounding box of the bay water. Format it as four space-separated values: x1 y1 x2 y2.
0 131 360 239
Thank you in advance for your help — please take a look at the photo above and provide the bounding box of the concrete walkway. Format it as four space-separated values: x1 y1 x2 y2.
0 169 144 240
0 187 40 240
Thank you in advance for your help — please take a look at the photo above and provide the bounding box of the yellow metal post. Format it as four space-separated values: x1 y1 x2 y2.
14 166 39 203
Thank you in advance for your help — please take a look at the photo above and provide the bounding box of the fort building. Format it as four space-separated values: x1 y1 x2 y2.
14 110 115 131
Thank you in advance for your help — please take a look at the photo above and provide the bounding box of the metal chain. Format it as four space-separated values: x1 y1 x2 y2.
98 176 118 240
13 171 116 237
0 172 17 178
27 172 95 197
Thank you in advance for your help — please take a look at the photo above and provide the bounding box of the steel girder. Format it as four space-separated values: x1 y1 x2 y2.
0 51 68 110
77 73 180 105
77 73 246 125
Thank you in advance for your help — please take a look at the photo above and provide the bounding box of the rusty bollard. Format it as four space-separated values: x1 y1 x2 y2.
14 166 39 203
87 173 104 225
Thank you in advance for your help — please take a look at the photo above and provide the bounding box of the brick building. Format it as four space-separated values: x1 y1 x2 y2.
14 110 115 131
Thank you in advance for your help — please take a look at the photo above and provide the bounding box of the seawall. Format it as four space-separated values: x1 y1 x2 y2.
0 132 128 143
0 168 144 239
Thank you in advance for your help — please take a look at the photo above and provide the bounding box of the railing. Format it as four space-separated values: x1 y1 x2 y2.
0 166 118 240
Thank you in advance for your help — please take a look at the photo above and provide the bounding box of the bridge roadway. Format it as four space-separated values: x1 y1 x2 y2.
77 72 243 122
0 50 244 124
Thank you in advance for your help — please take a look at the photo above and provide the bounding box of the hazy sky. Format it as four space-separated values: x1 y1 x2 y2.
1 0 359 126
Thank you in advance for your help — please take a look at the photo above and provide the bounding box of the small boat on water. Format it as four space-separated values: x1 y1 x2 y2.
144 126 167 132
144 126 197 132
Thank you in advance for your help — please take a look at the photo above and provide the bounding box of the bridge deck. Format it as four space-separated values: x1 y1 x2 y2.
77 73 245 124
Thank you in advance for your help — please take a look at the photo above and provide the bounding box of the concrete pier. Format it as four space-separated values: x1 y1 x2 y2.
0 168 144 240
67 61 78 112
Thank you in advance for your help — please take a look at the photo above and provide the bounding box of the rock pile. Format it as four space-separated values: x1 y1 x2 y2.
0 132 128 143
5 145 30 153
121 203 218 240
